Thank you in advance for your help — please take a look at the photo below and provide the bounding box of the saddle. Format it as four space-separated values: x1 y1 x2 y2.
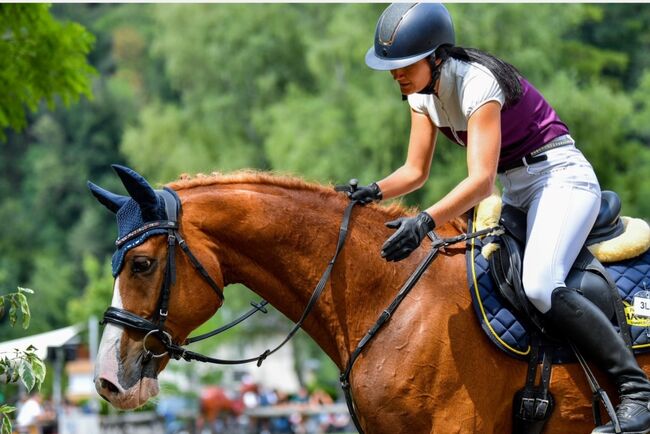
466 191 650 434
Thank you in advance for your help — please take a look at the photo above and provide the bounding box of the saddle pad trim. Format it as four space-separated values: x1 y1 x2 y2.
470 209 531 357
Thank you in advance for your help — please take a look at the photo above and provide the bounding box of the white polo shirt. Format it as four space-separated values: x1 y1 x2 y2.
407 57 505 145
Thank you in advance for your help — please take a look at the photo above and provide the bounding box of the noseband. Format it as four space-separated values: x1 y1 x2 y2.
101 187 227 360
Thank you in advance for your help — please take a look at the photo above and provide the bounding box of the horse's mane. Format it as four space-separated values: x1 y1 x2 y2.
167 170 465 230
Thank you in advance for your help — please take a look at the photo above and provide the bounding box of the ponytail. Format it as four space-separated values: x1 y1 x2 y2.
436 45 523 106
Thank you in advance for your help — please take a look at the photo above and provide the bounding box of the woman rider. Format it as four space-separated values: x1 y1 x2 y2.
350 3 650 433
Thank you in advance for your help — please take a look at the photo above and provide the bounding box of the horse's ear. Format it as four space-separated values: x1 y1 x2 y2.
111 164 165 221
87 181 129 214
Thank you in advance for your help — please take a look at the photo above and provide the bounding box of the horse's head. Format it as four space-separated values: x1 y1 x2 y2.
89 165 224 409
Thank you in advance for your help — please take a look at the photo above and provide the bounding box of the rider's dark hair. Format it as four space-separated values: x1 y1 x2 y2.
436 45 523 106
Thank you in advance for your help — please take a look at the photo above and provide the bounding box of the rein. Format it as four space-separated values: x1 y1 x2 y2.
164 199 357 366
340 225 502 434
101 188 359 366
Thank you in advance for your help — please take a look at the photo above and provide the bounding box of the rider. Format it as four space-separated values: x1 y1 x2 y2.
350 3 650 433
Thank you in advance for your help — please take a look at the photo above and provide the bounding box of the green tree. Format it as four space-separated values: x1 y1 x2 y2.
0 4 96 140
0 4 127 341
121 4 314 181
578 4 650 90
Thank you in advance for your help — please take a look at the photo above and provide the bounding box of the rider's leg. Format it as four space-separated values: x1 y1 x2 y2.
521 180 600 314
520 169 650 433
544 287 650 434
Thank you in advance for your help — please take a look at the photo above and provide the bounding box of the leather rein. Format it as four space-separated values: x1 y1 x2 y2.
101 187 357 366
100 186 501 433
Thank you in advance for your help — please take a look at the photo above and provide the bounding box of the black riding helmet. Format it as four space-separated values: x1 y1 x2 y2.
365 3 455 71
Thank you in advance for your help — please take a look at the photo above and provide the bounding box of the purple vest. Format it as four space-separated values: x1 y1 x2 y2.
438 78 569 172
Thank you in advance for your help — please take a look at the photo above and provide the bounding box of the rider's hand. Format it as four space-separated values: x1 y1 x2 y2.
349 182 382 204
381 212 436 262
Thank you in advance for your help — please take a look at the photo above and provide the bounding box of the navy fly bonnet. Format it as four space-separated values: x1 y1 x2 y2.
87 165 180 276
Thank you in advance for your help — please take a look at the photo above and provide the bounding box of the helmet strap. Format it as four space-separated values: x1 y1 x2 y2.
401 53 445 100
416 55 443 96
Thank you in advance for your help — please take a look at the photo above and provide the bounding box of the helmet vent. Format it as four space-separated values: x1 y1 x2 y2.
378 3 417 45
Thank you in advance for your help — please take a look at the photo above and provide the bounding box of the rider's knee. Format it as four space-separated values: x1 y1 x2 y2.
522 274 556 314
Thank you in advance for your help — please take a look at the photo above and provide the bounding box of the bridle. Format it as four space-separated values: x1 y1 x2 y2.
101 187 228 359
101 186 357 366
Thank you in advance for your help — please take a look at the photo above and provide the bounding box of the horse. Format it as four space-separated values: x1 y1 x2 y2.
90 165 650 434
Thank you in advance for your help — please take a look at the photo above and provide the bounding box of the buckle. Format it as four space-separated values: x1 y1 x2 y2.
520 397 551 419
520 397 535 417
523 154 547 166
534 398 550 418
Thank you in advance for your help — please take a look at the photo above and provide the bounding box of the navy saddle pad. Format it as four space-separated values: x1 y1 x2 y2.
466 212 650 360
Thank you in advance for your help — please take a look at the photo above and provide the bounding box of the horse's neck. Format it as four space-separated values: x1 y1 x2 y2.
180 183 463 368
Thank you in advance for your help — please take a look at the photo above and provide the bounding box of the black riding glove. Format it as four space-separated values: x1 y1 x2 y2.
349 182 382 204
381 212 436 262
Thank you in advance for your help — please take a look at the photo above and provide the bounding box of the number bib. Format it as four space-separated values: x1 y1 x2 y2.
634 290 650 317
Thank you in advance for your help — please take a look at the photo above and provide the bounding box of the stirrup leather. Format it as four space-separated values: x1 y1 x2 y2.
512 335 555 434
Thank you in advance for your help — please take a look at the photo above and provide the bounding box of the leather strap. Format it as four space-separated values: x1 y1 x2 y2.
168 200 359 365
340 225 503 434
570 343 622 433
102 307 159 334
103 199 359 368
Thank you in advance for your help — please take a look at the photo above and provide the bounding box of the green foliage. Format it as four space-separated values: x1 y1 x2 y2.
0 287 33 329
578 4 650 89
0 289 46 434
0 4 96 140
0 405 15 434
121 4 315 179
0 5 126 342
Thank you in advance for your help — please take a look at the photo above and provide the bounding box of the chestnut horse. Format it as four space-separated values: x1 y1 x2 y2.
91 166 650 434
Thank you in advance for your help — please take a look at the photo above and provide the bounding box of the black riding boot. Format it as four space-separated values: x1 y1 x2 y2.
544 287 650 434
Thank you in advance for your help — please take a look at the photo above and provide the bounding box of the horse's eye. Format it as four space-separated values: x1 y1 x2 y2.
132 257 154 274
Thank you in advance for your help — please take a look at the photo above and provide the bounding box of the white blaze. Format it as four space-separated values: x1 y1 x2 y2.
95 278 124 380
94 277 160 409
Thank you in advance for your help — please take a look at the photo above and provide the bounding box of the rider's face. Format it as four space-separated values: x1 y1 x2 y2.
390 59 432 95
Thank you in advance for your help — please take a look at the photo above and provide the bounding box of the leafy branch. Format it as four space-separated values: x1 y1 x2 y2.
0 287 32 329
0 287 47 434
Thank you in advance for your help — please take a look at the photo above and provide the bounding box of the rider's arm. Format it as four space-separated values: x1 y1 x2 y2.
375 109 437 200
423 100 501 226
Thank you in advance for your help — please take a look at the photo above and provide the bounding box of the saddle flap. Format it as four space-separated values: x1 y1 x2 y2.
489 233 547 334
499 204 527 245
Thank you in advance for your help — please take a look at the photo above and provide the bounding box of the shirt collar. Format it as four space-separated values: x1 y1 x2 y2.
439 60 452 99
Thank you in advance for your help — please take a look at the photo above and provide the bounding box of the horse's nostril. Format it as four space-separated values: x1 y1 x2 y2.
100 378 120 395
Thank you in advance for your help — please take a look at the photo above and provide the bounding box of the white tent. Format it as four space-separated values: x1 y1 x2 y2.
0 324 81 359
